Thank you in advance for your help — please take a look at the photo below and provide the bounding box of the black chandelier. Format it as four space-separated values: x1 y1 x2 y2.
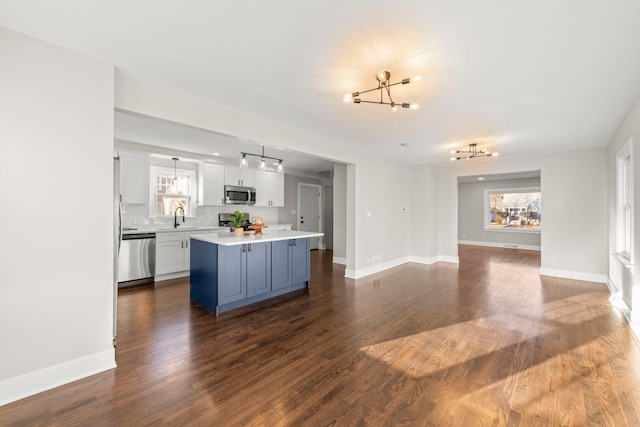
240 146 283 173
450 143 498 161
343 70 420 111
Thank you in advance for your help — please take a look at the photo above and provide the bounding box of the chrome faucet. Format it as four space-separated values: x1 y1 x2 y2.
174 207 185 228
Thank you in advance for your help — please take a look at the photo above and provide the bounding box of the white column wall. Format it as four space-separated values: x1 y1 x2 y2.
332 163 348 263
0 28 115 405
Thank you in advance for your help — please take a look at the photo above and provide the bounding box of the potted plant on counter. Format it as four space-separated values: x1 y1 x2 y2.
229 210 248 237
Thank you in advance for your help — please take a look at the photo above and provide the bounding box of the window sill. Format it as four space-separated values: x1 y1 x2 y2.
483 227 541 234
614 252 635 272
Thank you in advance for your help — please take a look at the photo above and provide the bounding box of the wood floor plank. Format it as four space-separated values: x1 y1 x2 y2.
2 245 640 426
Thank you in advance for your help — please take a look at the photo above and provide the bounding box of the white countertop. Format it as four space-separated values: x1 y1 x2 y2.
122 224 293 235
191 230 323 246
123 226 224 234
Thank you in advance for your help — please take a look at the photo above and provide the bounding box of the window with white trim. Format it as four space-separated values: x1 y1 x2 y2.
617 138 633 261
484 188 542 232
150 166 196 217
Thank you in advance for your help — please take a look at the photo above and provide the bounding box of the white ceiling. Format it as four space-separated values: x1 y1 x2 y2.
3 1 640 166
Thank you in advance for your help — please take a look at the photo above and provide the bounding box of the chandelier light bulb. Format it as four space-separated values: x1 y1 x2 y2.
377 70 388 83
343 94 352 103
412 76 422 82
410 104 419 110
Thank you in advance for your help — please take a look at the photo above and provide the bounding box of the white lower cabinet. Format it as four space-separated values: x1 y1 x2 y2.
155 231 211 275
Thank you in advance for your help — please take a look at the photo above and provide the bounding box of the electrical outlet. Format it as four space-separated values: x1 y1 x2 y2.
372 255 382 265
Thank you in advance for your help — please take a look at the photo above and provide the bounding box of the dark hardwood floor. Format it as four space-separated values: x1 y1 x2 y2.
3 245 640 426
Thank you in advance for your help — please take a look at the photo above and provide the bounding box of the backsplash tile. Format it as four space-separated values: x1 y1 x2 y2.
121 204 281 229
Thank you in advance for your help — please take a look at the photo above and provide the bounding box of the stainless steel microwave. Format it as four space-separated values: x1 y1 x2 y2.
224 185 256 205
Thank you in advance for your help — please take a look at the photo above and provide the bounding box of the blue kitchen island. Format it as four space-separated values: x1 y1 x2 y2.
190 230 323 315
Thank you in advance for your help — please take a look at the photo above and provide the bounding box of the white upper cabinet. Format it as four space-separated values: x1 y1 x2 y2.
119 151 150 204
200 162 225 206
225 166 255 187
255 170 284 207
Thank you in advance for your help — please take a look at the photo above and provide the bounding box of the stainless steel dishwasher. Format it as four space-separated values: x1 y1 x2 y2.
118 232 156 288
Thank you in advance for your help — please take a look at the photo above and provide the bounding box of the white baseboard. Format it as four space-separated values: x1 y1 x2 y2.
410 255 460 265
332 256 347 265
345 257 411 279
155 271 189 282
606 278 640 341
0 349 116 406
344 255 460 279
458 240 541 251
539 267 607 284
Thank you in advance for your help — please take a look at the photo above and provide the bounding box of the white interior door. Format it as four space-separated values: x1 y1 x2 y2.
298 184 321 250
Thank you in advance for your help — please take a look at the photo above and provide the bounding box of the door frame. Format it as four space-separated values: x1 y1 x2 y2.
297 183 323 249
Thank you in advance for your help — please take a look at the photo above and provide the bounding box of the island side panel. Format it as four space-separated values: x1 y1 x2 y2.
189 238 219 313
291 238 310 286
246 242 272 298
217 245 246 305
271 239 292 290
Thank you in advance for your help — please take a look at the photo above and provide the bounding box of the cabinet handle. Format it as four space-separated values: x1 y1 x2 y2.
293 239 297 246
186 240 189 249
248 243 252 252
242 244 245 252
181 241 184 248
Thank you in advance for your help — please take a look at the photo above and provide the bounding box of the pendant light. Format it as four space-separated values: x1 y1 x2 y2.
172 157 179 193
259 146 266 170
240 146 284 173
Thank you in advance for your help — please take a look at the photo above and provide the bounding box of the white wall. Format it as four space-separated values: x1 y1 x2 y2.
458 177 541 249
277 174 321 229
411 148 608 282
607 96 640 333
409 164 441 263
349 156 412 277
0 28 115 405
